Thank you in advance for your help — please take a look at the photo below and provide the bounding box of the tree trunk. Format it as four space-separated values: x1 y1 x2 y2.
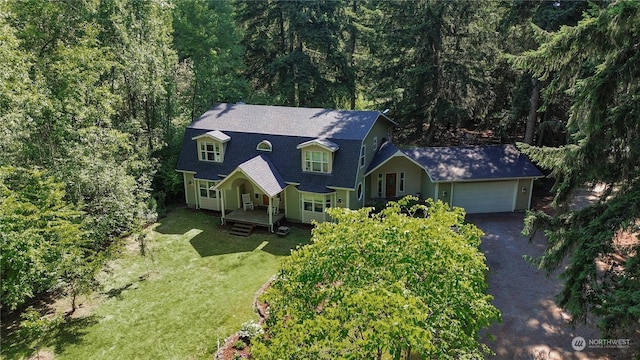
524 78 539 145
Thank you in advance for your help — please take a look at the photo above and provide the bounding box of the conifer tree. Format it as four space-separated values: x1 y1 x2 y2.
515 1 640 334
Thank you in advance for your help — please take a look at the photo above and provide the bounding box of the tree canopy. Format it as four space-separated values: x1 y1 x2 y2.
515 0 640 334
252 198 500 359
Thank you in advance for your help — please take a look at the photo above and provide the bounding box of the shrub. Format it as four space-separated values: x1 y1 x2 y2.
238 320 263 341
233 340 246 350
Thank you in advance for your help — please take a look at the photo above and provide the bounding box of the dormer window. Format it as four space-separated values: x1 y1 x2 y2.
257 140 272 152
200 141 222 162
304 150 329 173
192 130 231 163
297 138 339 174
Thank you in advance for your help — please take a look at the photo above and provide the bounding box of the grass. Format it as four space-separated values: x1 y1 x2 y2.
1 208 311 360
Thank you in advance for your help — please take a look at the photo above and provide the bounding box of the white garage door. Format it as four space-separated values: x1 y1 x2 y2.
452 181 516 213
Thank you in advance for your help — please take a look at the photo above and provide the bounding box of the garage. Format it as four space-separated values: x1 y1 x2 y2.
452 180 516 213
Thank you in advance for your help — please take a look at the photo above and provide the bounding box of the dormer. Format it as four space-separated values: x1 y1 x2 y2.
256 140 272 152
192 130 231 163
296 138 339 173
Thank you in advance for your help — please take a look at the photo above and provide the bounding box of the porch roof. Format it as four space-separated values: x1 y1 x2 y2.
219 154 286 197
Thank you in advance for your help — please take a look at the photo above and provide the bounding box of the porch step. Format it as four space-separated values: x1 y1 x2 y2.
229 223 254 237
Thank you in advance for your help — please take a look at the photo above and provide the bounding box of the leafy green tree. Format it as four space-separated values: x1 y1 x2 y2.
0 167 96 311
516 1 640 334
253 198 499 359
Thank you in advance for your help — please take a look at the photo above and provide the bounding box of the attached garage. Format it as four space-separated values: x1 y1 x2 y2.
398 144 543 214
452 180 517 213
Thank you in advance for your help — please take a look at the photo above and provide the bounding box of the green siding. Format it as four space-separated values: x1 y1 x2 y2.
435 182 453 206
367 156 423 199
285 186 301 221
421 173 435 201
183 173 196 207
515 178 533 211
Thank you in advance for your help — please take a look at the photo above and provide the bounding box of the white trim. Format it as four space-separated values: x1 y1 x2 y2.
285 181 301 186
359 144 366 168
256 140 272 152
431 176 542 183
182 172 189 205
356 182 363 201
363 150 426 177
512 181 518 212
326 185 354 191
527 178 534 210
191 130 231 143
296 138 339 152
176 170 197 174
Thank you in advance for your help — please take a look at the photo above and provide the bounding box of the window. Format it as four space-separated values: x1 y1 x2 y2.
359 145 365 168
257 140 272 152
372 137 378 152
199 181 217 198
199 141 222 162
399 172 405 192
357 182 363 200
303 194 331 213
377 173 383 197
304 150 329 173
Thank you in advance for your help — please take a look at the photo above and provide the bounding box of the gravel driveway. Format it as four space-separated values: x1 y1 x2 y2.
468 213 631 360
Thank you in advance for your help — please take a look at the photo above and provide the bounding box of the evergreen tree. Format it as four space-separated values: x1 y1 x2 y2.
367 1 503 144
235 0 353 107
516 1 640 334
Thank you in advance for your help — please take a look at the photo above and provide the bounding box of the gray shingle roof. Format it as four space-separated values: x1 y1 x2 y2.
233 155 286 197
176 128 362 193
189 103 391 140
400 144 543 181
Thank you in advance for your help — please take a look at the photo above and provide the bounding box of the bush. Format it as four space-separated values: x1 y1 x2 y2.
232 339 246 350
238 320 263 341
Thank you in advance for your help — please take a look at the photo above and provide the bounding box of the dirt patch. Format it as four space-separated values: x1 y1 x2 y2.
470 213 636 359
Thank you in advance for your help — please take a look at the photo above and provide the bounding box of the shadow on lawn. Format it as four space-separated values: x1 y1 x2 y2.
0 315 99 359
154 208 312 258
188 227 311 257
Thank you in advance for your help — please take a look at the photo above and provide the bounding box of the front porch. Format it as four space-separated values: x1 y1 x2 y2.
225 207 285 233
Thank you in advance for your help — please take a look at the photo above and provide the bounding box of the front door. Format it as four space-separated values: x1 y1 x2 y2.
385 173 396 198
263 194 269 206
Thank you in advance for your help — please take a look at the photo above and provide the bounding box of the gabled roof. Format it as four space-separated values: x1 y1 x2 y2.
364 141 424 176
400 144 543 181
216 155 286 197
191 130 231 143
296 138 340 152
189 103 395 140
176 128 362 192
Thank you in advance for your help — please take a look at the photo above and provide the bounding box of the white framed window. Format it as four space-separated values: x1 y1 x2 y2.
304 150 329 173
399 172 405 192
359 145 365 168
199 141 222 162
377 173 383 197
372 137 378 152
199 181 217 198
357 182 363 200
257 140 272 152
302 193 331 213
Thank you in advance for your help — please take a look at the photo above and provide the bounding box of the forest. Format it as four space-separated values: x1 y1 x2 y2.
1 0 638 350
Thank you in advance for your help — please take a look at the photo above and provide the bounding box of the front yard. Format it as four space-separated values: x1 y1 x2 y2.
2 208 311 360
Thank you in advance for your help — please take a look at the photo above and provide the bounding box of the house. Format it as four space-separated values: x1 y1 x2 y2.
176 103 542 230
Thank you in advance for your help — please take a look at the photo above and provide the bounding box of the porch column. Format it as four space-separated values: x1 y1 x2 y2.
268 196 273 232
220 190 226 225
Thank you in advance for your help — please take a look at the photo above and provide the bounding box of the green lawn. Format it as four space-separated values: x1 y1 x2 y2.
2 208 311 360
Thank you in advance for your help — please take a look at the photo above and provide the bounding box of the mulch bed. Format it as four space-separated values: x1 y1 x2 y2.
215 277 274 360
